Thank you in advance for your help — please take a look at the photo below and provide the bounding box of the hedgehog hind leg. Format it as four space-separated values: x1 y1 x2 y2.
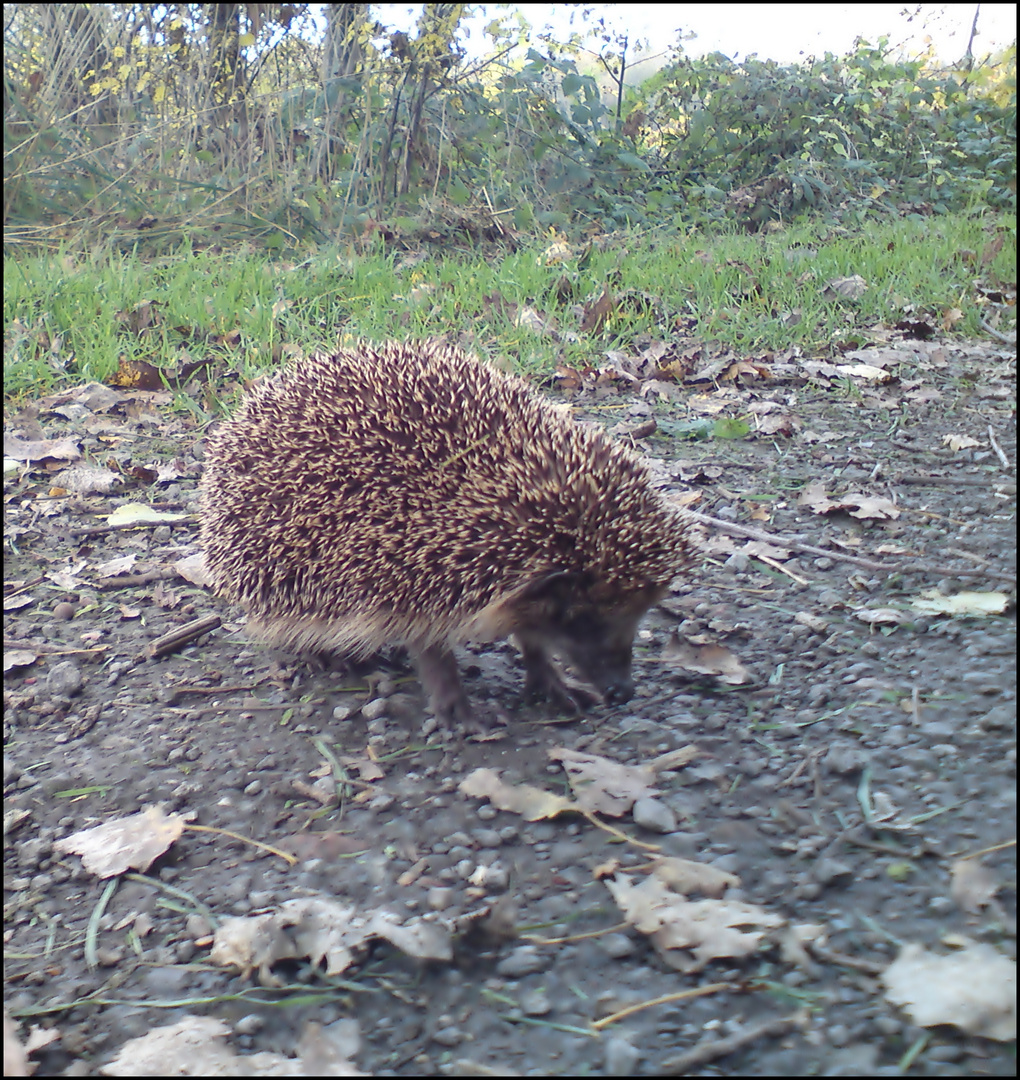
409 643 479 730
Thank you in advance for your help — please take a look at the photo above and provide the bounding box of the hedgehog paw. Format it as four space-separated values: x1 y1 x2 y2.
410 643 483 730
520 646 601 713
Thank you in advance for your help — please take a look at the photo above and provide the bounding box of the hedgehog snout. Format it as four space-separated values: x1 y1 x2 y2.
602 673 635 705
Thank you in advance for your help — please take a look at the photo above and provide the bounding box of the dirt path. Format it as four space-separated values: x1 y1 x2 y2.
4 337 1015 1075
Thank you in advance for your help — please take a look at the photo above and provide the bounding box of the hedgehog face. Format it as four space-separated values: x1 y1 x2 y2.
538 610 640 703
510 573 665 709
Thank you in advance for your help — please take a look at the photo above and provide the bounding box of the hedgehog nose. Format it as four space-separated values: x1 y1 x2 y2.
603 677 635 705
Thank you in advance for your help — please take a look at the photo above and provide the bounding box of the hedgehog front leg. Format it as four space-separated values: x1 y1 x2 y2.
409 643 475 728
518 642 602 713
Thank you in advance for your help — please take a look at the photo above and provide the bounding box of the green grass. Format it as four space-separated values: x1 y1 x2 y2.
4 212 1015 402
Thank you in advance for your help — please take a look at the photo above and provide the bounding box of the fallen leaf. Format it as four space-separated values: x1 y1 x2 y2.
944 433 981 451
546 748 659 816
883 942 1015 1040
911 590 1010 617
459 768 576 820
650 856 739 898
949 860 1001 914
660 636 751 684
605 872 785 972
55 805 189 877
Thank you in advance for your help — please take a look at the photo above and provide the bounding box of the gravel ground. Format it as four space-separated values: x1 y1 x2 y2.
4 336 1015 1076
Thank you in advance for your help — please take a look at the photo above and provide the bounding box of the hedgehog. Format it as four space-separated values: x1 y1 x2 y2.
200 340 690 728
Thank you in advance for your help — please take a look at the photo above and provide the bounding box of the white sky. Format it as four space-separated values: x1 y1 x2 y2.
375 3 1016 68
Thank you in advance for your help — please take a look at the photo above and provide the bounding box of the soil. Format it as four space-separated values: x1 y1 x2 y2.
4 335 1016 1077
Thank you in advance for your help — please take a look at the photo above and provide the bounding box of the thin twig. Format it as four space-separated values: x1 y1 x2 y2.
661 1011 809 1074
987 425 1011 470
685 510 1016 584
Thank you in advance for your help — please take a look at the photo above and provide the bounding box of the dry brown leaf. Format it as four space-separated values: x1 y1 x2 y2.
853 606 912 627
911 590 1010 617
50 463 122 495
834 362 891 381
580 287 615 333
942 432 981 449
796 479 833 512
794 611 830 633
459 768 576 820
4 1012 30 1078
100 1014 367 1076
949 859 1001 914
648 746 700 772
839 493 900 520
883 942 1016 1041
605 872 785 973
742 539 791 560
660 635 751 684
210 897 454 985
821 274 867 299
798 482 899 520
650 856 739 897
54 805 188 877
4 435 82 464
546 748 659 816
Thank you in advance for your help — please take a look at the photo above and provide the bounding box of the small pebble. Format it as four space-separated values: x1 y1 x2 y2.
46 661 84 698
604 1035 640 1076
633 797 676 833
361 697 388 720
495 945 550 978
